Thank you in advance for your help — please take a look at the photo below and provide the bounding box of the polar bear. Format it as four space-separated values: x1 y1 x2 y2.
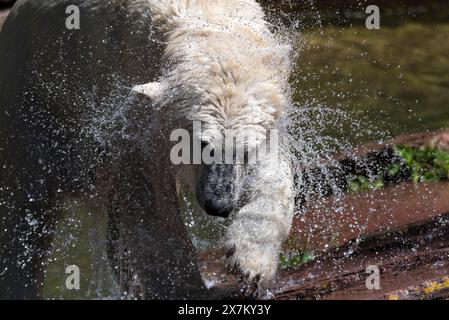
0 0 295 299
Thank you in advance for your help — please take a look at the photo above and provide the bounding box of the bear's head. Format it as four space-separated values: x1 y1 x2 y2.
133 65 286 218
191 124 281 218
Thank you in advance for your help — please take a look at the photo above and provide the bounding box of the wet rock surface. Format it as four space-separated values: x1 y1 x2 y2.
274 214 449 300
199 130 449 299
200 194 449 300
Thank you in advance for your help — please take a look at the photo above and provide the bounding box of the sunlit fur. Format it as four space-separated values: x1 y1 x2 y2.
146 0 295 288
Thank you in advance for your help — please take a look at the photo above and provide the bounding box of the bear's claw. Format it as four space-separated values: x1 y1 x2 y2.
224 237 278 291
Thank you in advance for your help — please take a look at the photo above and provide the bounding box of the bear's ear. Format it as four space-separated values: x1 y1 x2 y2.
132 82 164 100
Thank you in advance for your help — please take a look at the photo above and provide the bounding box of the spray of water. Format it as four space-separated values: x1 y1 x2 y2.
1 0 405 299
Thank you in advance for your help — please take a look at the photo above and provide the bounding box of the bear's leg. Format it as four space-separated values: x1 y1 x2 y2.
0 173 61 299
225 150 295 290
106 160 206 299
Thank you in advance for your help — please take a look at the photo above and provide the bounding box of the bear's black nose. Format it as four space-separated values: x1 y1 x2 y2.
196 163 236 218
203 199 232 218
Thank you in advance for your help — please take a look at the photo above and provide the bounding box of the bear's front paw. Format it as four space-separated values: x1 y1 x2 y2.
224 236 279 290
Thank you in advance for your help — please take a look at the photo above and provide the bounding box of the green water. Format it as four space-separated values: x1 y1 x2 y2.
43 199 117 299
292 23 449 142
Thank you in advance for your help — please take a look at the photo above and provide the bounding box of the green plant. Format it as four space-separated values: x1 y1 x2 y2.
345 145 449 194
347 174 384 193
394 145 449 182
279 250 315 269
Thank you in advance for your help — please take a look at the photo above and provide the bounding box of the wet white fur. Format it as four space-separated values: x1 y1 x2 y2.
143 0 295 288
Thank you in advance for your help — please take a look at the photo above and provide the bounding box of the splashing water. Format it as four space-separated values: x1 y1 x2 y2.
48 2 392 299
5 0 440 299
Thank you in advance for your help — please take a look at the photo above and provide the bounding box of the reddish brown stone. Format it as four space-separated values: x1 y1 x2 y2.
273 213 449 300
291 181 449 253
